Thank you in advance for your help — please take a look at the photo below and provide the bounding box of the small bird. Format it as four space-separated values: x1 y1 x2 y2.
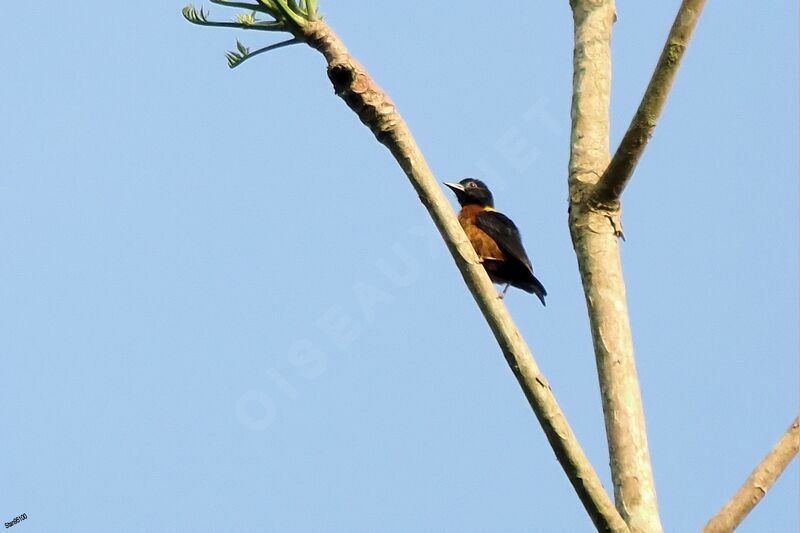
444 178 547 305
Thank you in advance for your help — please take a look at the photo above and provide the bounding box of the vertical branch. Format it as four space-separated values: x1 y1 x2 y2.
701 417 800 533
184 3 632 528
568 2 663 532
304 22 629 533
568 0 615 200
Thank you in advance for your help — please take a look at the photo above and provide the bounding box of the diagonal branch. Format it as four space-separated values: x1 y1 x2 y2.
591 0 706 206
700 416 800 533
184 8 629 533
303 21 630 533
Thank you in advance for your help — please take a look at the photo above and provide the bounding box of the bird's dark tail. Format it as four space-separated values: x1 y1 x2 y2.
526 276 547 307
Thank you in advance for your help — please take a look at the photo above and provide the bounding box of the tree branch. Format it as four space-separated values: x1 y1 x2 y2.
183 8 629 531
302 21 630 533
568 2 663 532
700 416 800 533
591 0 706 206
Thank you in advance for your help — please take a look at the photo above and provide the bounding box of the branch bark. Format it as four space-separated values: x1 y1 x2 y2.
568 2 663 532
591 0 706 206
700 416 800 533
297 20 630 533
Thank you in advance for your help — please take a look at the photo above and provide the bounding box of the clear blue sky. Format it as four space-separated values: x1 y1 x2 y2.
1 2 796 532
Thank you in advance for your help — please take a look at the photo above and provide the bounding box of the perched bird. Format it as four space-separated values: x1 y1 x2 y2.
444 178 547 305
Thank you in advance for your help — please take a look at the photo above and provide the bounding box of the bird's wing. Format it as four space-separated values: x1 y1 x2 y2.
475 210 534 272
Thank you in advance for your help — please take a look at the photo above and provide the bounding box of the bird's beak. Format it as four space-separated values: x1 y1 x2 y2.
443 182 465 193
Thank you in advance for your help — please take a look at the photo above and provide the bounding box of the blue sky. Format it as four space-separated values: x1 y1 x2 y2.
1 1 797 532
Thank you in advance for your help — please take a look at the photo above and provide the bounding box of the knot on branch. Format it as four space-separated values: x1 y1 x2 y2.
569 174 626 240
328 64 354 92
587 195 621 214
569 197 625 240
589 199 625 240
326 60 401 148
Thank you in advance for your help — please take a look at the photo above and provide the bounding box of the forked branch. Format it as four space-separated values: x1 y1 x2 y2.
591 0 706 206
700 416 799 533
183 5 629 532
569 2 662 531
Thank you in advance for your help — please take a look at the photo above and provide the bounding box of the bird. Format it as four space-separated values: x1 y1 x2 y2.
444 178 547 305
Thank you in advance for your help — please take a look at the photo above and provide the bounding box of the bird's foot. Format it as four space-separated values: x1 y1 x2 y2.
497 283 510 300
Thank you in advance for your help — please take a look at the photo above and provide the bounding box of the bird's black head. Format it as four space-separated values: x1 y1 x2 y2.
444 178 494 208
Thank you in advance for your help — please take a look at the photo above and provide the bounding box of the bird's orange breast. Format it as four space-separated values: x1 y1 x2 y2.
458 205 505 262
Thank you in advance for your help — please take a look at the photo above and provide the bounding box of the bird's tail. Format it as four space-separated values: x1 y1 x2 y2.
527 276 547 307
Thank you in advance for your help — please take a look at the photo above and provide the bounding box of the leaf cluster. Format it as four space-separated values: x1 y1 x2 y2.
182 0 320 67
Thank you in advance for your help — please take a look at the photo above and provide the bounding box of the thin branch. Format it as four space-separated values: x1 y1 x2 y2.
299 21 630 533
191 17 629 532
226 37 301 68
182 6 285 32
568 2 663 532
184 7 630 531
591 0 706 206
700 416 800 533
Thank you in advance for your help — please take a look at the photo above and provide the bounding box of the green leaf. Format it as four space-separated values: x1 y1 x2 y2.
236 11 258 25
183 1 308 68
306 0 317 19
182 5 209 23
272 0 309 27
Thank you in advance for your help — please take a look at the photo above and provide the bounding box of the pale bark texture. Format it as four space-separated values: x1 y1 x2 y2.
700 417 800 533
184 2 797 531
593 0 707 205
568 1 663 532
299 21 630 533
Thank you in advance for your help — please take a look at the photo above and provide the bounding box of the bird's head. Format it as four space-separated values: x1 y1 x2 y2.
444 178 494 208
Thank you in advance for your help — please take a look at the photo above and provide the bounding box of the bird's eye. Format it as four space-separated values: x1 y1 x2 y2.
467 182 476 188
